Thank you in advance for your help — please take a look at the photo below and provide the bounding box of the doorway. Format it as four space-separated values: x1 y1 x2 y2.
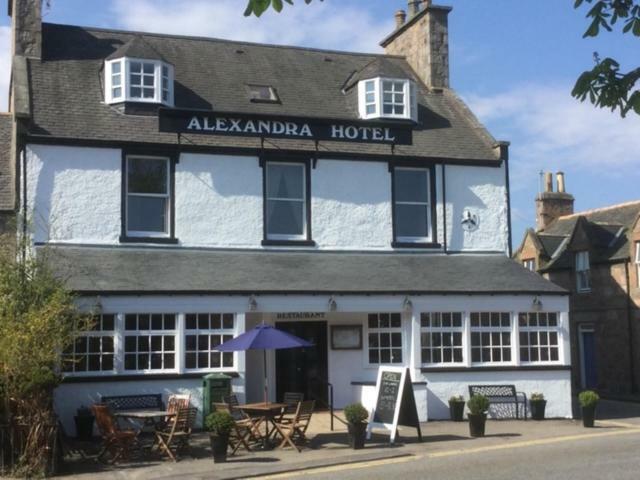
275 321 328 407
579 325 597 389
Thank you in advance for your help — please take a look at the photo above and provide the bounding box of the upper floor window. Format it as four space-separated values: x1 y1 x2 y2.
126 156 171 238
247 84 280 103
576 251 591 293
635 242 640 288
105 58 174 106
393 167 433 245
523 259 535 271
358 77 417 121
264 161 309 242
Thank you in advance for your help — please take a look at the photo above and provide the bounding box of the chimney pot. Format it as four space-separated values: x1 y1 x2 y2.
544 172 553 193
408 0 420 17
556 172 566 193
395 10 407 29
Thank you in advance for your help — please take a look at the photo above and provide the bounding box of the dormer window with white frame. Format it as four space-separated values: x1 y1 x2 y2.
105 58 174 106
358 77 417 121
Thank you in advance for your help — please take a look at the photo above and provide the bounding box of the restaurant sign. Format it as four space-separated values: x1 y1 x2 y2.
159 109 413 145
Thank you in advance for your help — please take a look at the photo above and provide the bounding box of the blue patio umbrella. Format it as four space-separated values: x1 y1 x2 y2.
216 323 313 403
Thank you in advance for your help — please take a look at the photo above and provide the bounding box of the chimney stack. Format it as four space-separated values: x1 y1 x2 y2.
395 10 407 29
535 171 574 231
9 0 42 59
381 2 451 89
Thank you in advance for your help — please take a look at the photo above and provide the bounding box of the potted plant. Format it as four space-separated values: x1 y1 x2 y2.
467 394 490 438
205 411 235 462
344 403 369 449
530 393 547 421
74 405 95 441
579 390 599 428
448 395 465 422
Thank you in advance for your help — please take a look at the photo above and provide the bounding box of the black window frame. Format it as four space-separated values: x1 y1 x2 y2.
389 162 438 249
120 147 179 244
260 152 315 247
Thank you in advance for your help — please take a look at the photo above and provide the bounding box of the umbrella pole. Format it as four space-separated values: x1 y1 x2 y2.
263 349 268 404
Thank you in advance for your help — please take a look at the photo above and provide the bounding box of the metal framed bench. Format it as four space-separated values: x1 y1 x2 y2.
100 394 165 412
468 385 527 420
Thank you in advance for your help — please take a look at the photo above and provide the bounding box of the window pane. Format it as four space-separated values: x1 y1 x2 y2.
130 86 141 97
366 104 376 115
395 203 429 238
112 62 121 74
128 158 168 194
127 196 167 233
267 164 304 199
267 199 304 236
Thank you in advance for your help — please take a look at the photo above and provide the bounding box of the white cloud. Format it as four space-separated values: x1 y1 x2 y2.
0 26 10 112
111 0 393 53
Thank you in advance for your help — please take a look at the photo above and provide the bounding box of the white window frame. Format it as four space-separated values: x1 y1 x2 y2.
358 77 416 121
576 251 591 293
365 313 404 366
635 242 640 288
104 57 174 106
63 314 117 377
265 161 307 241
469 312 514 365
125 155 171 238
184 313 237 373
523 259 535 271
518 312 562 365
420 312 465 366
394 167 432 243
123 313 178 374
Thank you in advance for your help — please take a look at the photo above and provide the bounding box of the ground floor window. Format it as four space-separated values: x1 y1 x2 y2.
63 314 116 373
185 313 235 370
367 313 403 365
470 312 512 363
420 312 464 365
124 313 177 371
519 312 560 362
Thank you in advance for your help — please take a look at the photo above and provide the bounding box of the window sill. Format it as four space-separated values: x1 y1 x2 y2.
120 235 179 245
421 365 571 373
392 241 441 249
262 239 316 247
62 371 240 383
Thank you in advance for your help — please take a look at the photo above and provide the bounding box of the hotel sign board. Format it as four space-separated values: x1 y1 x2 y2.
159 109 413 145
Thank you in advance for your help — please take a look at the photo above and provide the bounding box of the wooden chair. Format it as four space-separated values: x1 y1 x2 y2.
278 392 304 423
91 404 138 463
154 406 197 462
165 394 191 426
213 402 259 455
273 400 315 452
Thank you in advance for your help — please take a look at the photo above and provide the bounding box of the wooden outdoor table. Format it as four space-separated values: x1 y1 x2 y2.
237 402 288 449
114 410 175 431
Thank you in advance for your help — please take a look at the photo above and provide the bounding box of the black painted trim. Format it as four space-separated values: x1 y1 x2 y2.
62 371 240 384
119 236 179 245
260 152 314 244
421 365 571 373
442 164 448 254
351 380 428 386
501 144 513 257
389 162 438 249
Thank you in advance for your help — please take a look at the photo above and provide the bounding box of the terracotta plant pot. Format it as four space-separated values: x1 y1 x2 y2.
468 413 487 437
530 400 547 421
347 422 367 449
209 433 230 462
582 405 596 428
449 401 465 422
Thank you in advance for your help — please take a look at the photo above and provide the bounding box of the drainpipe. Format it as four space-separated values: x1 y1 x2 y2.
624 262 636 392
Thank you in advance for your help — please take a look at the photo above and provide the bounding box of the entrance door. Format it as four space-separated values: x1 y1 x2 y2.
275 321 328 407
579 325 597 389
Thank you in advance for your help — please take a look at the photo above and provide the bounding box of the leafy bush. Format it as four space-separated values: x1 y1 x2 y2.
205 411 235 436
531 392 545 401
467 394 490 415
579 390 600 408
449 395 465 403
344 403 369 424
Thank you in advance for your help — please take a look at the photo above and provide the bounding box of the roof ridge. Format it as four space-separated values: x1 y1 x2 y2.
42 22 407 60
557 200 640 220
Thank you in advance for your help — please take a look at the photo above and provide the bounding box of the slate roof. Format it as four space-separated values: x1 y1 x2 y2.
25 23 500 163
0 114 13 211
106 35 168 62
39 245 565 295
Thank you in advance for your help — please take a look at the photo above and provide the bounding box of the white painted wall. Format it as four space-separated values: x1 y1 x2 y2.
25 145 509 252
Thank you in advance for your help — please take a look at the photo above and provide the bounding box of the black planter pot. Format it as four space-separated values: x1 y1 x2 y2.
210 433 230 462
582 405 597 428
468 413 487 437
347 422 367 449
449 401 465 422
530 400 547 421
74 415 95 441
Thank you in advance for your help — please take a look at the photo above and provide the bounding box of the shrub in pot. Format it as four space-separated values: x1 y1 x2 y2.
74 405 95 441
467 394 490 438
579 390 599 428
205 411 235 462
448 395 465 422
530 393 547 421
344 403 369 449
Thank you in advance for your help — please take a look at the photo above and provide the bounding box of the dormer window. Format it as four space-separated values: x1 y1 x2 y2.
105 58 174 106
358 77 417 121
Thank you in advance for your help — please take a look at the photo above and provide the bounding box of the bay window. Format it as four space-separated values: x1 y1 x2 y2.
358 77 417 121
105 57 174 106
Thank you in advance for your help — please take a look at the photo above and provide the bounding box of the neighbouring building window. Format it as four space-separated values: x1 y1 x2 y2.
124 313 177 371
367 313 403 365
420 312 464 365
576 251 591 292
358 77 417 120
126 156 170 237
185 313 235 370
265 162 307 241
636 242 640 288
470 312 512 363
393 167 432 243
105 58 174 106
523 258 535 271
63 314 116 374
518 312 560 363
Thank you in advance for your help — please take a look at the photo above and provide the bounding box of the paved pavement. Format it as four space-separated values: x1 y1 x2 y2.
57 400 640 480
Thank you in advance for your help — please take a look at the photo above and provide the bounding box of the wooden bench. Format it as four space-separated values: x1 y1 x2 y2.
468 385 527 420
100 394 165 412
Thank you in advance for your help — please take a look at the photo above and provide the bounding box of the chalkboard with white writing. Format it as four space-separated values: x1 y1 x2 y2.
373 371 402 424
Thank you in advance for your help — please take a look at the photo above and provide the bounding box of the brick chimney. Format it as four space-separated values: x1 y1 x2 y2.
380 1 451 89
536 172 575 231
8 0 42 59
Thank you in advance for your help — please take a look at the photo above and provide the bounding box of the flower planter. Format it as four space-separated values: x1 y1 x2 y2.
449 401 465 422
530 400 547 421
209 434 230 463
468 413 487 437
74 414 95 441
347 422 367 449
582 405 596 428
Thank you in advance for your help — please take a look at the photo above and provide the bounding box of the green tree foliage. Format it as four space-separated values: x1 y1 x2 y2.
572 0 640 116
244 0 322 17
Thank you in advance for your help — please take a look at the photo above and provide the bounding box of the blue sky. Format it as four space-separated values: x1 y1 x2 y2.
1 0 638 246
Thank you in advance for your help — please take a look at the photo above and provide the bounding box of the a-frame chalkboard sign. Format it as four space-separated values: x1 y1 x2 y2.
366 366 422 444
